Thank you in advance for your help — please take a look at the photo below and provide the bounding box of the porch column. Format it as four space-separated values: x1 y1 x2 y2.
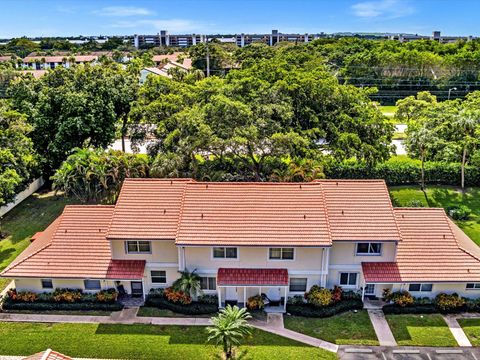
284 286 287 311
361 282 365 302
217 288 222 308
259 286 262 296
244 286 247 308
141 278 146 301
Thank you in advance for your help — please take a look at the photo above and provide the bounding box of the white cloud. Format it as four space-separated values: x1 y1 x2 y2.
94 6 154 17
108 18 206 33
352 0 414 19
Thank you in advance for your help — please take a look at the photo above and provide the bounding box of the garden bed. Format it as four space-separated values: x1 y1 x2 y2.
145 290 218 316
286 298 363 318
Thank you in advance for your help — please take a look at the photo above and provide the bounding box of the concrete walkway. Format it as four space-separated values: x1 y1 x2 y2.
367 310 397 346
443 314 472 347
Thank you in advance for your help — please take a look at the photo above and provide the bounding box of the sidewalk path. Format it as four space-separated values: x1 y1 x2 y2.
367 310 397 346
443 314 472 347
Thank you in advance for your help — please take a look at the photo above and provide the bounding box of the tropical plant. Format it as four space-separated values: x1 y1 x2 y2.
246 295 264 310
207 305 252 359
305 285 332 307
172 268 202 299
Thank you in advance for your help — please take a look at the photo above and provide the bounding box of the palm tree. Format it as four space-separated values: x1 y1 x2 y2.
172 269 202 299
207 305 252 359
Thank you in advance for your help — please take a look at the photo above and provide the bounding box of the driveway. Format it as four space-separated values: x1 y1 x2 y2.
338 346 480 360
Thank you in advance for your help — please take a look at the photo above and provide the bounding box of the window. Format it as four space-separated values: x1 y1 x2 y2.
289 278 307 292
151 271 166 284
339 272 358 286
200 277 216 290
41 279 53 289
408 283 433 292
212 247 237 259
356 243 382 256
125 241 151 254
466 283 480 290
269 248 294 260
84 280 101 290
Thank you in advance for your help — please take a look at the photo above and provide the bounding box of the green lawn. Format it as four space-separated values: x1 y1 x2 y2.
0 191 79 290
0 322 336 360
137 307 213 318
379 105 398 119
389 185 480 246
284 311 379 345
458 318 480 346
392 131 407 140
385 314 457 347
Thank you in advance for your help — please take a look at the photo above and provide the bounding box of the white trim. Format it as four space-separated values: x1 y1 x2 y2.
145 262 179 268
329 264 362 270
288 270 327 275
466 283 480 290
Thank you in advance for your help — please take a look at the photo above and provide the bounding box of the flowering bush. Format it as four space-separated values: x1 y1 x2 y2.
52 288 82 303
246 295 264 310
164 287 192 305
7 289 37 302
96 288 118 303
385 291 414 307
435 293 465 311
306 285 332 307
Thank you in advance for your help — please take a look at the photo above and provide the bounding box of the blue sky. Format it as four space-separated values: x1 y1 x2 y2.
0 0 478 38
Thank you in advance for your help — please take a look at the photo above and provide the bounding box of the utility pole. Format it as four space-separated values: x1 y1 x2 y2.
206 36 210 77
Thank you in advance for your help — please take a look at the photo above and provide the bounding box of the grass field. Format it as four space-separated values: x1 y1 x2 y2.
0 191 79 290
379 105 398 118
0 322 337 360
458 318 480 346
137 307 213 318
385 314 457 347
283 311 379 345
389 185 480 246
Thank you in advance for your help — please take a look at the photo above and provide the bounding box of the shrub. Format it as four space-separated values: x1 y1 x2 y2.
52 288 82 303
287 295 305 305
383 303 437 314
164 287 192 305
148 288 164 298
96 288 118 303
7 290 37 302
2 298 123 312
305 285 332 307
246 295 264 310
286 298 363 318
331 286 343 303
198 294 218 305
406 199 424 207
342 290 361 300
384 291 414 307
435 293 465 312
145 296 217 315
447 205 472 220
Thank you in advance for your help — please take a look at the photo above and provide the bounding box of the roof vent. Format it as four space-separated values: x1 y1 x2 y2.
170 180 173 185
64 229 67 233
201 213 204 219
402 214 405 218
299 184 302 189
341 210 344 215
443 234 446 239
163 209 166 214
336 182 338 186
206 184 208 189
99 229 101 232
304 214 306 219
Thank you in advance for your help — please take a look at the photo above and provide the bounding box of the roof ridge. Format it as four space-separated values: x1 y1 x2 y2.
64 204 115 208
442 208 462 248
318 181 333 245
174 182 190 243
459 246 480 263
316 179 387 182
106 179 129 239
382 181 403 242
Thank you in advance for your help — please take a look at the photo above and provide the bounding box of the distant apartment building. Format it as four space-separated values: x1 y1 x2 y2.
388 30 474 43
133 31 205 48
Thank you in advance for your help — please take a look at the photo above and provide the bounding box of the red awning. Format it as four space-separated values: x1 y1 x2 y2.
106 260 146 280
217 268 288 286
362 262 402 283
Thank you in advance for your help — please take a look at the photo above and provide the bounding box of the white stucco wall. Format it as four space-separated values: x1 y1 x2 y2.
110 239 178 264
329 242 396 265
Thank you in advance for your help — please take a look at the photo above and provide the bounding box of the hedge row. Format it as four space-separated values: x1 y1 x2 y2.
145 296 218 315
286 298 363 318
383 300 480 315
325 158 480 186
2 298 123 312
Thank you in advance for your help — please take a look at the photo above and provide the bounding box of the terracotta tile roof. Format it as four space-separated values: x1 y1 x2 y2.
363 208 480 283
2 205 115 279
24 349 72 360
152 53 192 68
106 260 145 280
217 268 288 286
318 180 401 242
175 182 331 246
362 262 402 283
107 178 193 240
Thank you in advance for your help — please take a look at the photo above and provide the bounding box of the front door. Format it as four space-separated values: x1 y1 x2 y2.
225 287 238 305
131 281 143 297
